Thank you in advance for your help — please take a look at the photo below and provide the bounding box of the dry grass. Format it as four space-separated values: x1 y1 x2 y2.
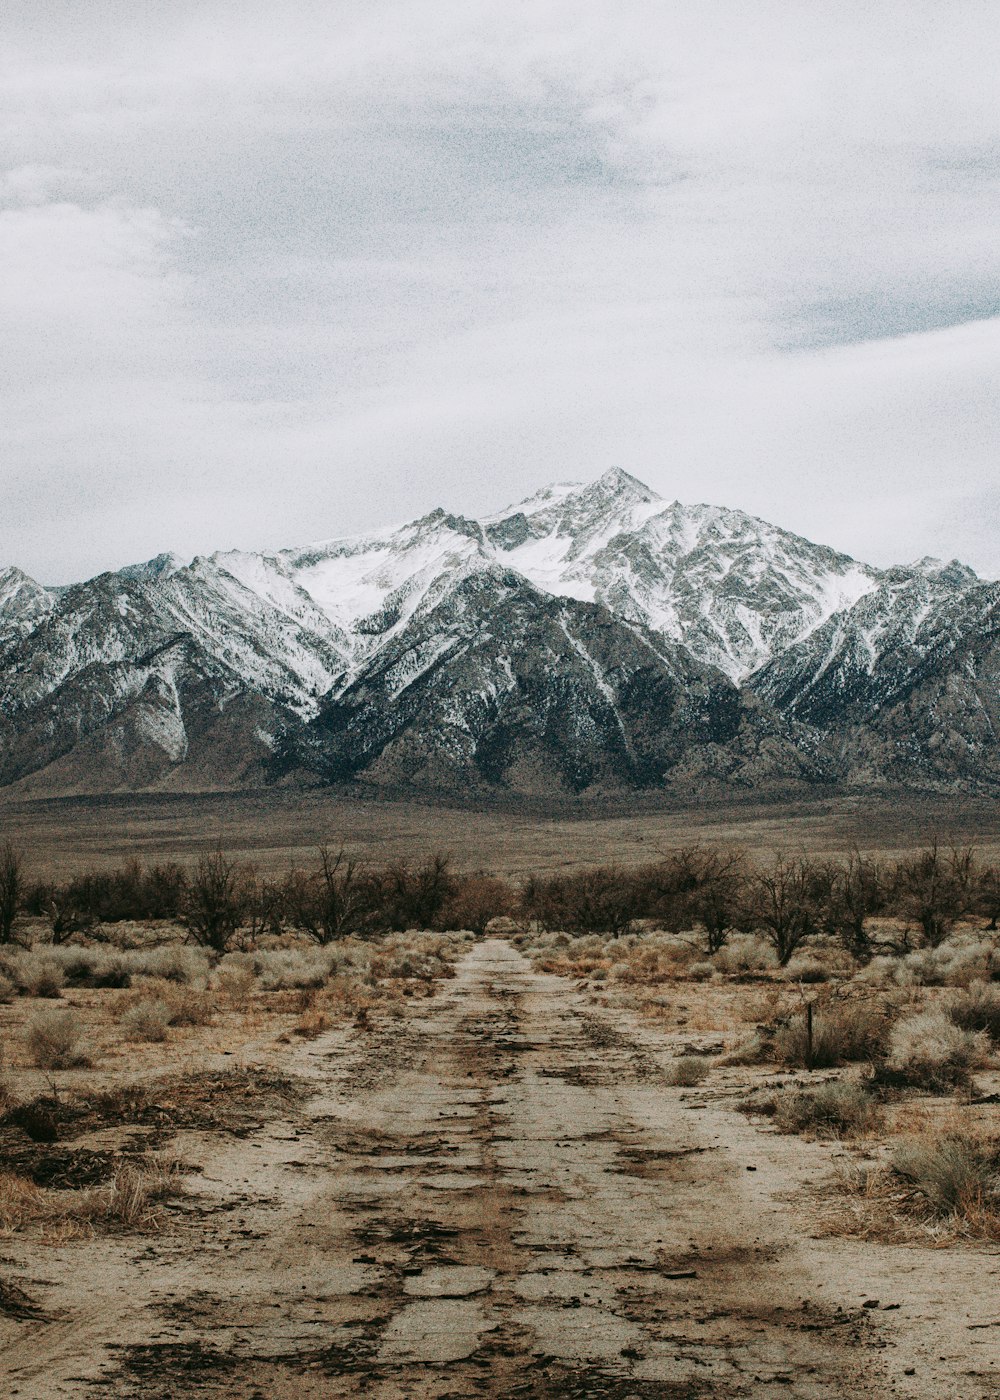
769 1081 883 1138
712 935 779 977
3 953 65 999
860 934 1000 990
117 979 214 1029
947 980 1000 1042
290 1005 332 1039
665 1055 711 1087
119 999 172 1043
827 1127 1000 1244
0 1161 181 1240
775 1002 889 1069
24 1008 92 1069
882 1010 989 1090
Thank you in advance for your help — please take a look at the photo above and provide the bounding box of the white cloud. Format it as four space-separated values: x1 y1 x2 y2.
1 1 998 581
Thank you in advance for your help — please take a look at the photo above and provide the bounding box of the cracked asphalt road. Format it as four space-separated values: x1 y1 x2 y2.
2 940 966 1398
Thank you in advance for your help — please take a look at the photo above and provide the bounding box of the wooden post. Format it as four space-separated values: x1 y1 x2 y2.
806 1002 814 1065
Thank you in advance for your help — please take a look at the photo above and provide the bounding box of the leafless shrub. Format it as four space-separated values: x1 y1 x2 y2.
665 1055 711 1087
742 855 829 966
180 847 248 952
25 1009 92 1069
285 846 375 942
775 1002 889 1069
376 853 457 933
0 844 22 945
435 874 515 935
891 843 977 947
521 865 637 936
770 1081 882 1137
890 1132 1000 1228
119 999 172 1042
820 851 883 959
883 1010 989 1090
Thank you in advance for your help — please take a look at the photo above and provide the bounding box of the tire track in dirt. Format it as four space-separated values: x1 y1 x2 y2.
3 941 896 1398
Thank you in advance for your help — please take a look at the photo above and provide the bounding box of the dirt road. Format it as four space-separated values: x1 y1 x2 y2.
3 940 997 1398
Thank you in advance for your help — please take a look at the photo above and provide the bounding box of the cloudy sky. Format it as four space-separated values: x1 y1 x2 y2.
2 1 999 583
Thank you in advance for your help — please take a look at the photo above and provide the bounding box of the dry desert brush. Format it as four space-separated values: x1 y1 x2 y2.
24 1009 92 1069
770 1080 883 1138
881 1009 989 1091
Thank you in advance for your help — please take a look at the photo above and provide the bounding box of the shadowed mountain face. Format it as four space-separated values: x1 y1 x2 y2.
0 469 994 797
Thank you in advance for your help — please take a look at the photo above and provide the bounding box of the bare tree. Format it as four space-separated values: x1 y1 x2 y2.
744 855 827 966
892 843 976 947
978 864 1000 931
0 843 22 944
822 850 882 959
286 846 373 943
683 846 748 954
181 847 247 952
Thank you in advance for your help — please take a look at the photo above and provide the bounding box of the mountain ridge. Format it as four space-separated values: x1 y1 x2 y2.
1 469 994 798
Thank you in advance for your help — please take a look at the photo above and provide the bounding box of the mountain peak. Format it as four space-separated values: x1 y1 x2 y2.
588 466 660 502
118 551 187 584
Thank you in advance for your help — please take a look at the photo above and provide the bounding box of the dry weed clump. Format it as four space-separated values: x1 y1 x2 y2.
119 999 172 1043
130 945 210 986
769 1081 882 1138
947 980 1000 1042
775 1002 889 1070
55 948 132 989
289 1000 332 1038
213 962 256 1008
370 931 467 982
117 979 214 1030
712 935 778 977
835 1130 1000 1244
24 1009 92 1069
608 933 702 984
665 1055 711 1087
247 946 361 991
0 1160 180 1238
890 1133 1000 1224
860 934 1000 990
882 1010 989 1090
781 942 855 984
161 985 214 1027
0 952 66 999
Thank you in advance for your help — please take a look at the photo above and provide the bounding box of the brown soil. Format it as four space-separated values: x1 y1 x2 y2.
4 788 1000 878
1 941 997 1397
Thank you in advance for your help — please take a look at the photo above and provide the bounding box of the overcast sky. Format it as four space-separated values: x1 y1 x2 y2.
2 1 999 583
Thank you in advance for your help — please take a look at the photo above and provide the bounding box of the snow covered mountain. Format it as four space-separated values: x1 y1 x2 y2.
0 468 993 797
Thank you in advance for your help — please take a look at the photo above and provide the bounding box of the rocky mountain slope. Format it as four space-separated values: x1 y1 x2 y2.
0 469 994 797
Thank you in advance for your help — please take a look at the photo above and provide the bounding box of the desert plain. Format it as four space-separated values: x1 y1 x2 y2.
0 790 998 1398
